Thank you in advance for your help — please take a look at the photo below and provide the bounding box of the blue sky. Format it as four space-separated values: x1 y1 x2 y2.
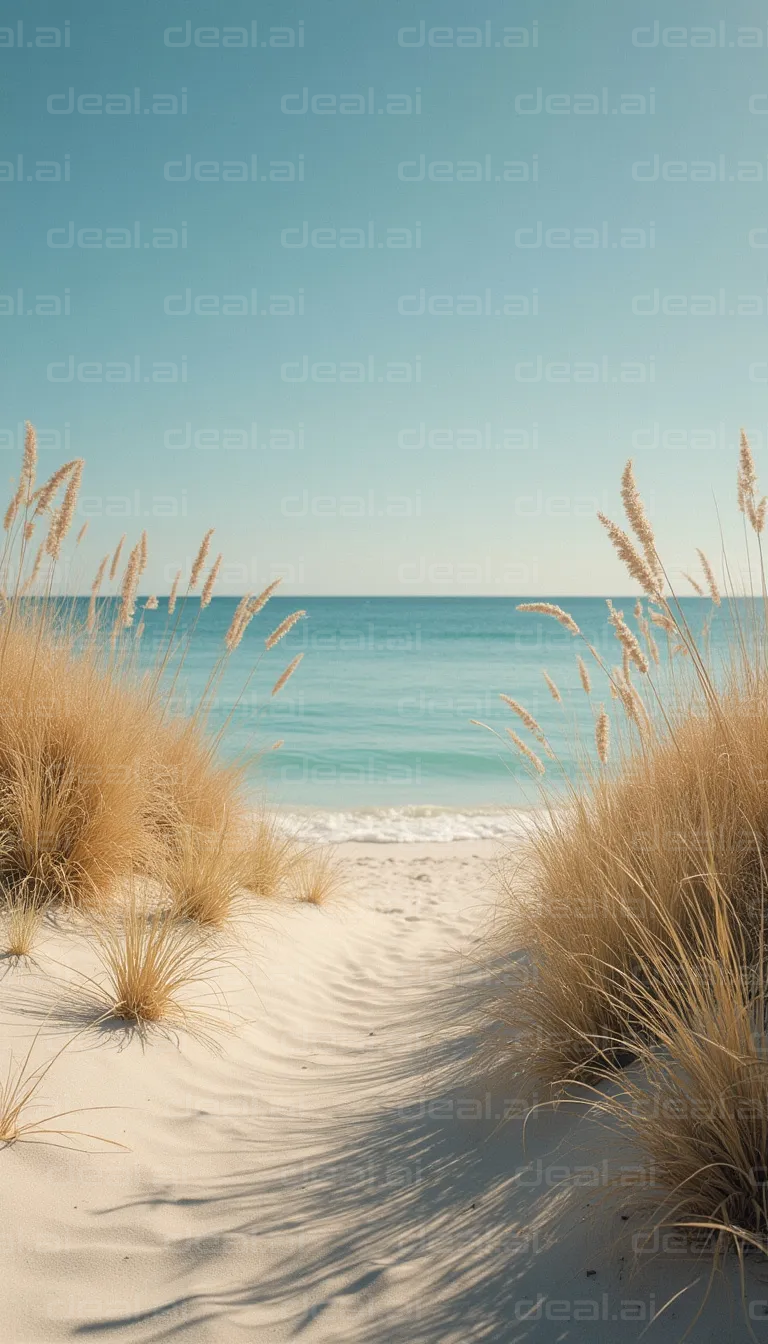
3 0 768 594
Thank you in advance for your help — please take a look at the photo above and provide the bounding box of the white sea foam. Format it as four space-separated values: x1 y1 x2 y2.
277 804 544 845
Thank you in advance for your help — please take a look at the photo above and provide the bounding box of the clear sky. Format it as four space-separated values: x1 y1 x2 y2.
3 0 768 594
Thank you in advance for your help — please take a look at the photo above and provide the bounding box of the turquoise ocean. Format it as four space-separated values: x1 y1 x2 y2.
123 595 725 842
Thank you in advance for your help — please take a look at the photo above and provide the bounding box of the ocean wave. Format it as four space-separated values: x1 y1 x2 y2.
276 804 542 845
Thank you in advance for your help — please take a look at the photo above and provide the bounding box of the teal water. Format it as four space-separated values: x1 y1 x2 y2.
110 594 730 839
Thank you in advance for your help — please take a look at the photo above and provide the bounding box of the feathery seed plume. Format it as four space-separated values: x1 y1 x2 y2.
682 571 704 596
44 508 59 556
595 707 610 765
2 496 18 533
118 542 141 628
200 553 222 608
167 569 181 614
542 671 561 702
87 554 108 631
606 599 649 674
5 422 39 526
576 655 592 695
613 667 650 738
738 428 758 526
76 522 88 546
145 595 159 610
620 459 660 578
224 593 253 652
506 727 545 775
190 528 214 589
265 609 306 649
499 694 547 742
516 602 580 636
31 461 74 518
271 652 304 696
649 608 676 634
634 600 660 666
7 421 40 529
138 529 148 575
597 512 660 598
20 421 37 501
47 458 83 558
109 533 126 582
249 578 282 614
696 548 721 606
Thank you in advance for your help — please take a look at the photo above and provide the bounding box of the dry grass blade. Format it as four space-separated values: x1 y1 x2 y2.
0 1030 126 1149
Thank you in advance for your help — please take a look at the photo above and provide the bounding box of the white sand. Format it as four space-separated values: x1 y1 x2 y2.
1 840 763 1342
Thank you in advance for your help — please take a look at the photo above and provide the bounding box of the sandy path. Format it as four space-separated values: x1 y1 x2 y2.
1 841 762 1342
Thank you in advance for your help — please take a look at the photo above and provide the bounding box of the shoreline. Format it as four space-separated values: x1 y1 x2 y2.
274 801 543 844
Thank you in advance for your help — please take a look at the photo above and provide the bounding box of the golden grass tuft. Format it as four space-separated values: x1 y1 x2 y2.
579 879 768 1263
93 894 222 1028
166 826 249 927
2 883 47 959
289 848 344 906
242 813 303 898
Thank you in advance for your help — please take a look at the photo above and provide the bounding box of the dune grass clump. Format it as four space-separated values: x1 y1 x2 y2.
571 875 768 1267
2 882 47 959
487 434 768 1262
290 848 344 906
243 812 304 898
93 895 223 1028
0 423 309 923
166 825 250 927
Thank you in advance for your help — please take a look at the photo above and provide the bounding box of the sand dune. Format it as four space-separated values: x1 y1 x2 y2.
2 841 761 1342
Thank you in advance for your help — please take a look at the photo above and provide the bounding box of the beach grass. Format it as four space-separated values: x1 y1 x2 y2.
0 423 307 927
491 436 768 1261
